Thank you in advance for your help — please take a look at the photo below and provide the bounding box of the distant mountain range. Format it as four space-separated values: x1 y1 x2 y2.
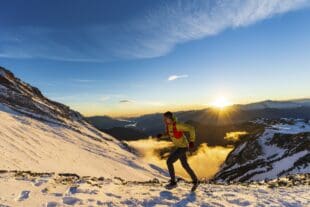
87 99 310 143
236 99 310 110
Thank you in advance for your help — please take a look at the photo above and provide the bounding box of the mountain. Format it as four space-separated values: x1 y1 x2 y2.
0 67 309 206
86 116 148 140
0 66 165 181
214 118 310 182
88 102 310 146
103 127 148 141
86 116 134 130
236 99 310 110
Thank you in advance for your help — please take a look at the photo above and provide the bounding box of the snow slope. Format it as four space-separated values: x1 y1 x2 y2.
0 67 166 181
0 105 165 180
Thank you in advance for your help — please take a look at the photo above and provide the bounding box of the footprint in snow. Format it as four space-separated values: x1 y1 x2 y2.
52 193 63 197
62 197 82 206
67 186 78 195
67 186 98 195
96 201 105 206
16 190 30 201
32 179 47 187
0 205 11 207
105 193 122 199
46 201 60 207
257 189 269 194
222 193 236 197
159 191 179 200
228 198 251 206
209 202 225 207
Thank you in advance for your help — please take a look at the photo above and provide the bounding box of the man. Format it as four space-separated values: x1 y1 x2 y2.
157 111 199 191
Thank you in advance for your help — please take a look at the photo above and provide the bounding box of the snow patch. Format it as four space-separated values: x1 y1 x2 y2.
251 150 309 181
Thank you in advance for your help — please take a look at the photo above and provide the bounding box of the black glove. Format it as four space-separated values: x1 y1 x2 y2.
156 133 163 139
189 142 195 149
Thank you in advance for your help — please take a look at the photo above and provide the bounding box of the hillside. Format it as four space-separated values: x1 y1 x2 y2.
0 66 165 181
215 118 310 182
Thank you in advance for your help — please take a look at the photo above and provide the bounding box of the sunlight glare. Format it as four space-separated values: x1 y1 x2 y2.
212 97 231 109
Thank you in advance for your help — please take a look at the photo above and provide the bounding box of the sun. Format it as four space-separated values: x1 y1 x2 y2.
212 96 231 109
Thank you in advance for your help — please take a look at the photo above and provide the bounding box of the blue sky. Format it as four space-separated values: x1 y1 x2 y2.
1 0 310 117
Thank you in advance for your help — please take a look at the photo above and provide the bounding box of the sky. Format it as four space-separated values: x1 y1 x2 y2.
1 0 310 117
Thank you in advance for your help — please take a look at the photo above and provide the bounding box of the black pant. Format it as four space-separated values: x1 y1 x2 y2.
167 147 198 182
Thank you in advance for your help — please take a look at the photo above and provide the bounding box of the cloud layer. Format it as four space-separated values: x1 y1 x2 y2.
127 138 233 180
1 0 309 61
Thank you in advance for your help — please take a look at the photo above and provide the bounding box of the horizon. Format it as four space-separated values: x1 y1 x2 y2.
84 97 310 118
1 1 310 117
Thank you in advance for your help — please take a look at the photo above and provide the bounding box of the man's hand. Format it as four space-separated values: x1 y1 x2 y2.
189 142 195 152
156 134 163 139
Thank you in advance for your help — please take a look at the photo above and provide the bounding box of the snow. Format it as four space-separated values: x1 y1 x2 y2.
251 151 309 181
251 121 310 180
0 172 308 207
259 121 310 158
241 101 306 110
0 103 17 114
258 130 286 160
0 105 166 181
271 121 310 134
231 142 247 156
217 119 310 182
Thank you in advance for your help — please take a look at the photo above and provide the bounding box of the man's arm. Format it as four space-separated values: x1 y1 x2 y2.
156 131 169 139
158 133 169 139
177 123 196 142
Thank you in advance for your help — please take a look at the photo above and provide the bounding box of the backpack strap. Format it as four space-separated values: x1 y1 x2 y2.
165 122 184 139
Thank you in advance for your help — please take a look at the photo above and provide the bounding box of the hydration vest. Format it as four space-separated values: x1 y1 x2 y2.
166 122 183 139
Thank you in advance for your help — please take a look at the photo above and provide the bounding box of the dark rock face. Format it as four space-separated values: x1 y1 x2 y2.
103 127 148 141
214 119 310 182
0 66 83 124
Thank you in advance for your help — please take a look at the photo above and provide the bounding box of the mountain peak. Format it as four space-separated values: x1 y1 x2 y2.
0 66 82 124
0 66 17 86
0 66 12 75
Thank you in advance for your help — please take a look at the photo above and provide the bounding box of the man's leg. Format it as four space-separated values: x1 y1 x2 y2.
179 148 198 182
167 148 181 182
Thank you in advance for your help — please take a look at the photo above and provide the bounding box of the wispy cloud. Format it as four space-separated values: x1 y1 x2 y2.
168 74 188 81
119 99 132 103
0 0 309 61
119 99 164 106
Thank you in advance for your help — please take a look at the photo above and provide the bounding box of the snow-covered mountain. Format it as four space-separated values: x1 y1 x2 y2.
215 118 310 182
236 99 310 111
0 66 165 181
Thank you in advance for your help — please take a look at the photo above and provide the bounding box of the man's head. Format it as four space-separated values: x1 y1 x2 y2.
163 111 174 124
